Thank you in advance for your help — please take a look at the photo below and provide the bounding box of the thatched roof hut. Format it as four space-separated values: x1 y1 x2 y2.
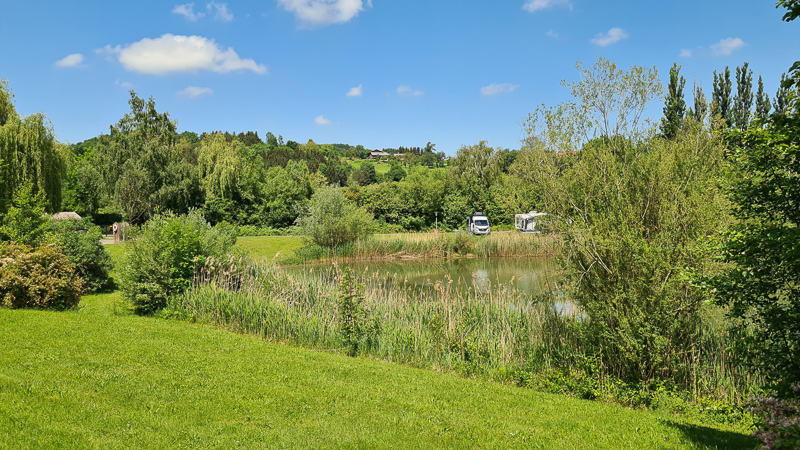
50 211 82 221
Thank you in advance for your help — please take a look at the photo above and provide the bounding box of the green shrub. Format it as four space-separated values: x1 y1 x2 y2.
0 182 48 246
47 218 113 293
119 211 237 315
296 185 375 249
0 242 82 309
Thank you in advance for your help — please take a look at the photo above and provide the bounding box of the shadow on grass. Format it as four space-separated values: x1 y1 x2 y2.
663 420 758 449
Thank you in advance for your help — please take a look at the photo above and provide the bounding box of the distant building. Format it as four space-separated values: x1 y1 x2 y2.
367 150 390 160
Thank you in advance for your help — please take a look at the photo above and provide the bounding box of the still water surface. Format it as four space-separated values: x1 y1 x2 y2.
288 257 562 297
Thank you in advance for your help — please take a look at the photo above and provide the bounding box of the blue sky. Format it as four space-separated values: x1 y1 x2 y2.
1 0 797 154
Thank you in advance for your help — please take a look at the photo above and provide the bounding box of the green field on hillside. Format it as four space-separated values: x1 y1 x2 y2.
0 292 756 449
347 159 392 175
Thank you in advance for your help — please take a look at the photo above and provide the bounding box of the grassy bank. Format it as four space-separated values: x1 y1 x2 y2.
1 292 757 448
279 231 559 265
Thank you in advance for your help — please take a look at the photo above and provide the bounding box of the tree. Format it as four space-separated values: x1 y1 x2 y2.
660 63 686 139
296 185 375 249
712 0 800 397
516 59 728 386
0 79 65 213
755 75 772 121
562 58 661 140
385 161 407 182
689 81 708 123
261 160 312 227
774 73 793 114
265 131 278 147
103 92 182 223
714 112 800 397
451 141 500 215
732 62 754 130
0 182 48 246
351 162 377 186
712 67 733 127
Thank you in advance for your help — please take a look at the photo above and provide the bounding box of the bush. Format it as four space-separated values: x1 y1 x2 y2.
750 386 800 450
47 218 113 293
0 242 83 309
119 211 237 315
296 185 375 249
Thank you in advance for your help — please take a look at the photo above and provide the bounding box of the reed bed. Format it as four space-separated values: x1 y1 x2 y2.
170 259 761 408
282 231 560 264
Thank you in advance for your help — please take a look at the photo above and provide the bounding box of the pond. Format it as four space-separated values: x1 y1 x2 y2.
286 256 563 298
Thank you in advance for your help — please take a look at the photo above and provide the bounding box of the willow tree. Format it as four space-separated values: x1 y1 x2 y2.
0 79 65 213
513 59 733 387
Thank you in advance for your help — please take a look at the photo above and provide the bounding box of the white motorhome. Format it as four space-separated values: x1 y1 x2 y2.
467 212 491 235
514 211 547 233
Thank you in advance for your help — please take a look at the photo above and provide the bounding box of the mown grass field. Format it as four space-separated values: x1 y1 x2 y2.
235 235 305 261
1 292 757 449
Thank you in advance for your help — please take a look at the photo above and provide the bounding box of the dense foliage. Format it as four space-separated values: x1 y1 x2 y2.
119 211 237 314
0 242 83 310
297 185 375 249
515 59 733 388
47 218 113 294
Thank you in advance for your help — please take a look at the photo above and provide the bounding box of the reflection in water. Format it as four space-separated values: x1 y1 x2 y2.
287 257 561 297
282 257 581 317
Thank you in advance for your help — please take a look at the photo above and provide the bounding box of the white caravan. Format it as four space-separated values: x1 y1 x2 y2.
467 212 491 235
514 211 548 233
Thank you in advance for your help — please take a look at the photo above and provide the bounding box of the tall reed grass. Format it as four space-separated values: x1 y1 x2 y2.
169 258 762 411
281 231 559 265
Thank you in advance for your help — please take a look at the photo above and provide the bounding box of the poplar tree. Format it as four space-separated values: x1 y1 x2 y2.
689 81 708 123
773 73 792 114
755 75 771 120
711 67 733 127
732 62 754 130
660 63 686 139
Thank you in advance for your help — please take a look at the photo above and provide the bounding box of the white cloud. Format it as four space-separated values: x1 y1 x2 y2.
207 1 233 21
711 37 745 56
55 53 84 67
590 28 629 47
522 0 572 13
546 29 559 38
279 0 367 26
481 83 519 96
679 49 692 58
173 3 205 21
315 115 332 125
346 84 363 97
178 86 213 97
397 84 423 96
99 34 267 75
115 80 134 89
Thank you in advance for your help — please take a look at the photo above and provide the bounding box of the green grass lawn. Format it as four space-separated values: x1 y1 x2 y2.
235 235 305 261
1 292 757 449
105 236 307 264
